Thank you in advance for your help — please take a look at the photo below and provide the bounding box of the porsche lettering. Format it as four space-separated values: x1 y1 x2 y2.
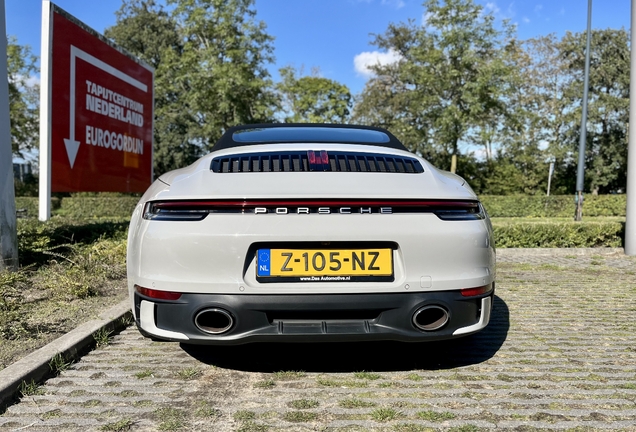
252 207 392 214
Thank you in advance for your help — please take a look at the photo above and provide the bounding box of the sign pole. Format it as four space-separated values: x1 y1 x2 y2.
625 0 636 255
547 162 554 197
0 0 19 270
39 0 52 221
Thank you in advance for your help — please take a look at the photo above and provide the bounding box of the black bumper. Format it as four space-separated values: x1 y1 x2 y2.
134 288 494 345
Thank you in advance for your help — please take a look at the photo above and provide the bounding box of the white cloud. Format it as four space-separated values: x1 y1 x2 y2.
381 0 405 8
352 0 403 7
25 75 40 87
505 2 516 18
354 49 402 78
482 1 515 20
485 2 501 14
522 16 530 23
471 147 489 161
534 4 543 13
422 11 435 28
10 73 40 89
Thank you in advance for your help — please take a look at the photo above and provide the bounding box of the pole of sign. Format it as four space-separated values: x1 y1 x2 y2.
547 162 554 197
575 0 593 221
625 0 636 255
38 0 52 221
0 0 19 270
545 161 555 212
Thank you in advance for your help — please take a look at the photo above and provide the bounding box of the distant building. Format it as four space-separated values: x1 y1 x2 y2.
13 162 32 182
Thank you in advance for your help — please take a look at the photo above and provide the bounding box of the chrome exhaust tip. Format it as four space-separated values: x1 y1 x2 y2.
412 305 449 331
194 308 234 335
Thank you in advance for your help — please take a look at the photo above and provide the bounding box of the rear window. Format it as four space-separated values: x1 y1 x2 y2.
212 124 409 152
232 127 390 144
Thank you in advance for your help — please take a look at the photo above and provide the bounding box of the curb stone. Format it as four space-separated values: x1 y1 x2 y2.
0 300 131 410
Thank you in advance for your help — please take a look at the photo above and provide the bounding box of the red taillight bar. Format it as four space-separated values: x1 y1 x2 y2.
135 285 182 301
152 199 479 209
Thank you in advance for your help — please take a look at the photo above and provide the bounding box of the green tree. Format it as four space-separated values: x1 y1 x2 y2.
475 37 554 195
105 0 199 175
482 143 548 195
105 0 180 70
276 66 352 123
512 34 576 195
7 36 38 158
167 0 277 147
354 0 517 172
106 0 277 175
352 61 424 156
558 28 630 194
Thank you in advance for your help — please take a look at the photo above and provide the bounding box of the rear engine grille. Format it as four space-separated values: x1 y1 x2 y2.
211 151 424 173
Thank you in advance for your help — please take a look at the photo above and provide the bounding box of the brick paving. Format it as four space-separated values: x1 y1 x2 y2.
1 249 636 431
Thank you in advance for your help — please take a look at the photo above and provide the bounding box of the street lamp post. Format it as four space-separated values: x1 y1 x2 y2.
0 0 19 270
575 0 593 221
625 0 636 255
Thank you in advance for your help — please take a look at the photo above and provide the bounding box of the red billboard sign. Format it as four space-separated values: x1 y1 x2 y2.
44 2 153 193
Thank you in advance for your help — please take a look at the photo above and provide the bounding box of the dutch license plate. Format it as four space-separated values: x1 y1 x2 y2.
256 248 393 282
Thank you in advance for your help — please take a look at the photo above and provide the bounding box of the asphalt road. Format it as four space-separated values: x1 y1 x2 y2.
1 249 635 431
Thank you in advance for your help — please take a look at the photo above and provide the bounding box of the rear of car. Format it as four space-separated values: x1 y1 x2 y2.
127 124 495 344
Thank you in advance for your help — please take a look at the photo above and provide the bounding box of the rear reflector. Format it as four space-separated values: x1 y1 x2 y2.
135 285 182 300
460 284 493 297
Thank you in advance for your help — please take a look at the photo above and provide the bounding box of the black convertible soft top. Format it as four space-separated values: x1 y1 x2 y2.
211 124 409 152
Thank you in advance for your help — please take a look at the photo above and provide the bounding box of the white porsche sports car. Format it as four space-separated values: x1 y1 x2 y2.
127 124 495 344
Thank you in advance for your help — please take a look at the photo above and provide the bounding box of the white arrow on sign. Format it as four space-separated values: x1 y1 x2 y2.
65 45 148 168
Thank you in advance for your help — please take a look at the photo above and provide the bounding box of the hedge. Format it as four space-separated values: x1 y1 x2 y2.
15 197 61 218
11 195 627 248
15 194 627 219
492 219 624 248
480 194 626 218
15 196 139 219
54 197 140 218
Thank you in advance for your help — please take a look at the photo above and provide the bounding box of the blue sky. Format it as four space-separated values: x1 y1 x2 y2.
5 0 632 95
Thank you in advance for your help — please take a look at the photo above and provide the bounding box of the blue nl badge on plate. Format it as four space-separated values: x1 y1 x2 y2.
257 249 271 276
